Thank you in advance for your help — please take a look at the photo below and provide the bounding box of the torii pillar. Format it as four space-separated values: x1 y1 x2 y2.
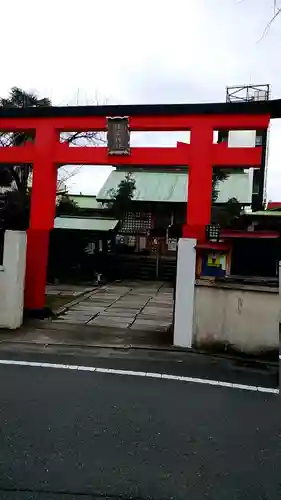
182 122 213 241
24 125 58 310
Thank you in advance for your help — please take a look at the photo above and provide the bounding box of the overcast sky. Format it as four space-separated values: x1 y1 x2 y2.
1 0 281 200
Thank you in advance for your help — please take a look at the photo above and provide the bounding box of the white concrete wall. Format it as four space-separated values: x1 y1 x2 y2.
173 238 196 348
0 231 27 329
194 282 279 355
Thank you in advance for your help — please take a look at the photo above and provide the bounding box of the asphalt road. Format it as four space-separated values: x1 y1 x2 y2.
0 343 278 389
0 352 279 500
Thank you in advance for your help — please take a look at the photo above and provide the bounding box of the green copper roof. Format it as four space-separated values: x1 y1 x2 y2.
68 195 102 210
54 217 118 231
97 170 252 204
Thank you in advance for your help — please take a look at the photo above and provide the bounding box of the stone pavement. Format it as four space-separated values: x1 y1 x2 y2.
46 284 93 298
52 281 174 333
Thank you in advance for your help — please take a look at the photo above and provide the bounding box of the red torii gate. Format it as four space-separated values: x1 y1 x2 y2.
0 106 270 311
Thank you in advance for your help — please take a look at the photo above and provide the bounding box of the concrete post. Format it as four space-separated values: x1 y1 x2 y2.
173 238 196 347
0 231 27 329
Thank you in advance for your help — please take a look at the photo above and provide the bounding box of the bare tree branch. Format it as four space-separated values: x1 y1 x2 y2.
60 130 106 146
259 5 281 41
0 87 109 229
57 166 82 194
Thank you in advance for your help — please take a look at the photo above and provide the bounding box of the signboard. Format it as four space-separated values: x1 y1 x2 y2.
168 238 177 252
107 116 130 155
151 237 159 252
207 252 226 270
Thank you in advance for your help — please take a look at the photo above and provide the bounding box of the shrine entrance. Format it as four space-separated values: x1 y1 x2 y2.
0 103 270 311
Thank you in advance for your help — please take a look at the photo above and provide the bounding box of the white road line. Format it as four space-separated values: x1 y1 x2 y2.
0 359 278 394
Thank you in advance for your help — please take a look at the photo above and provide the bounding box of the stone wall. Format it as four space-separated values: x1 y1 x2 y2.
0 231 27 329
193 281 279 355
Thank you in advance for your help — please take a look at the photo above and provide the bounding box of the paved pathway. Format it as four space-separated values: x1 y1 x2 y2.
53 281 174 333
46 284 93 297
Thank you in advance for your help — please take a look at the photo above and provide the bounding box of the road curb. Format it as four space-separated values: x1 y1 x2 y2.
0 338 278 368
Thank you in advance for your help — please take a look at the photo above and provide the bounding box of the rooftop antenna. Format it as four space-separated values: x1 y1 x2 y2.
226 83 271 211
